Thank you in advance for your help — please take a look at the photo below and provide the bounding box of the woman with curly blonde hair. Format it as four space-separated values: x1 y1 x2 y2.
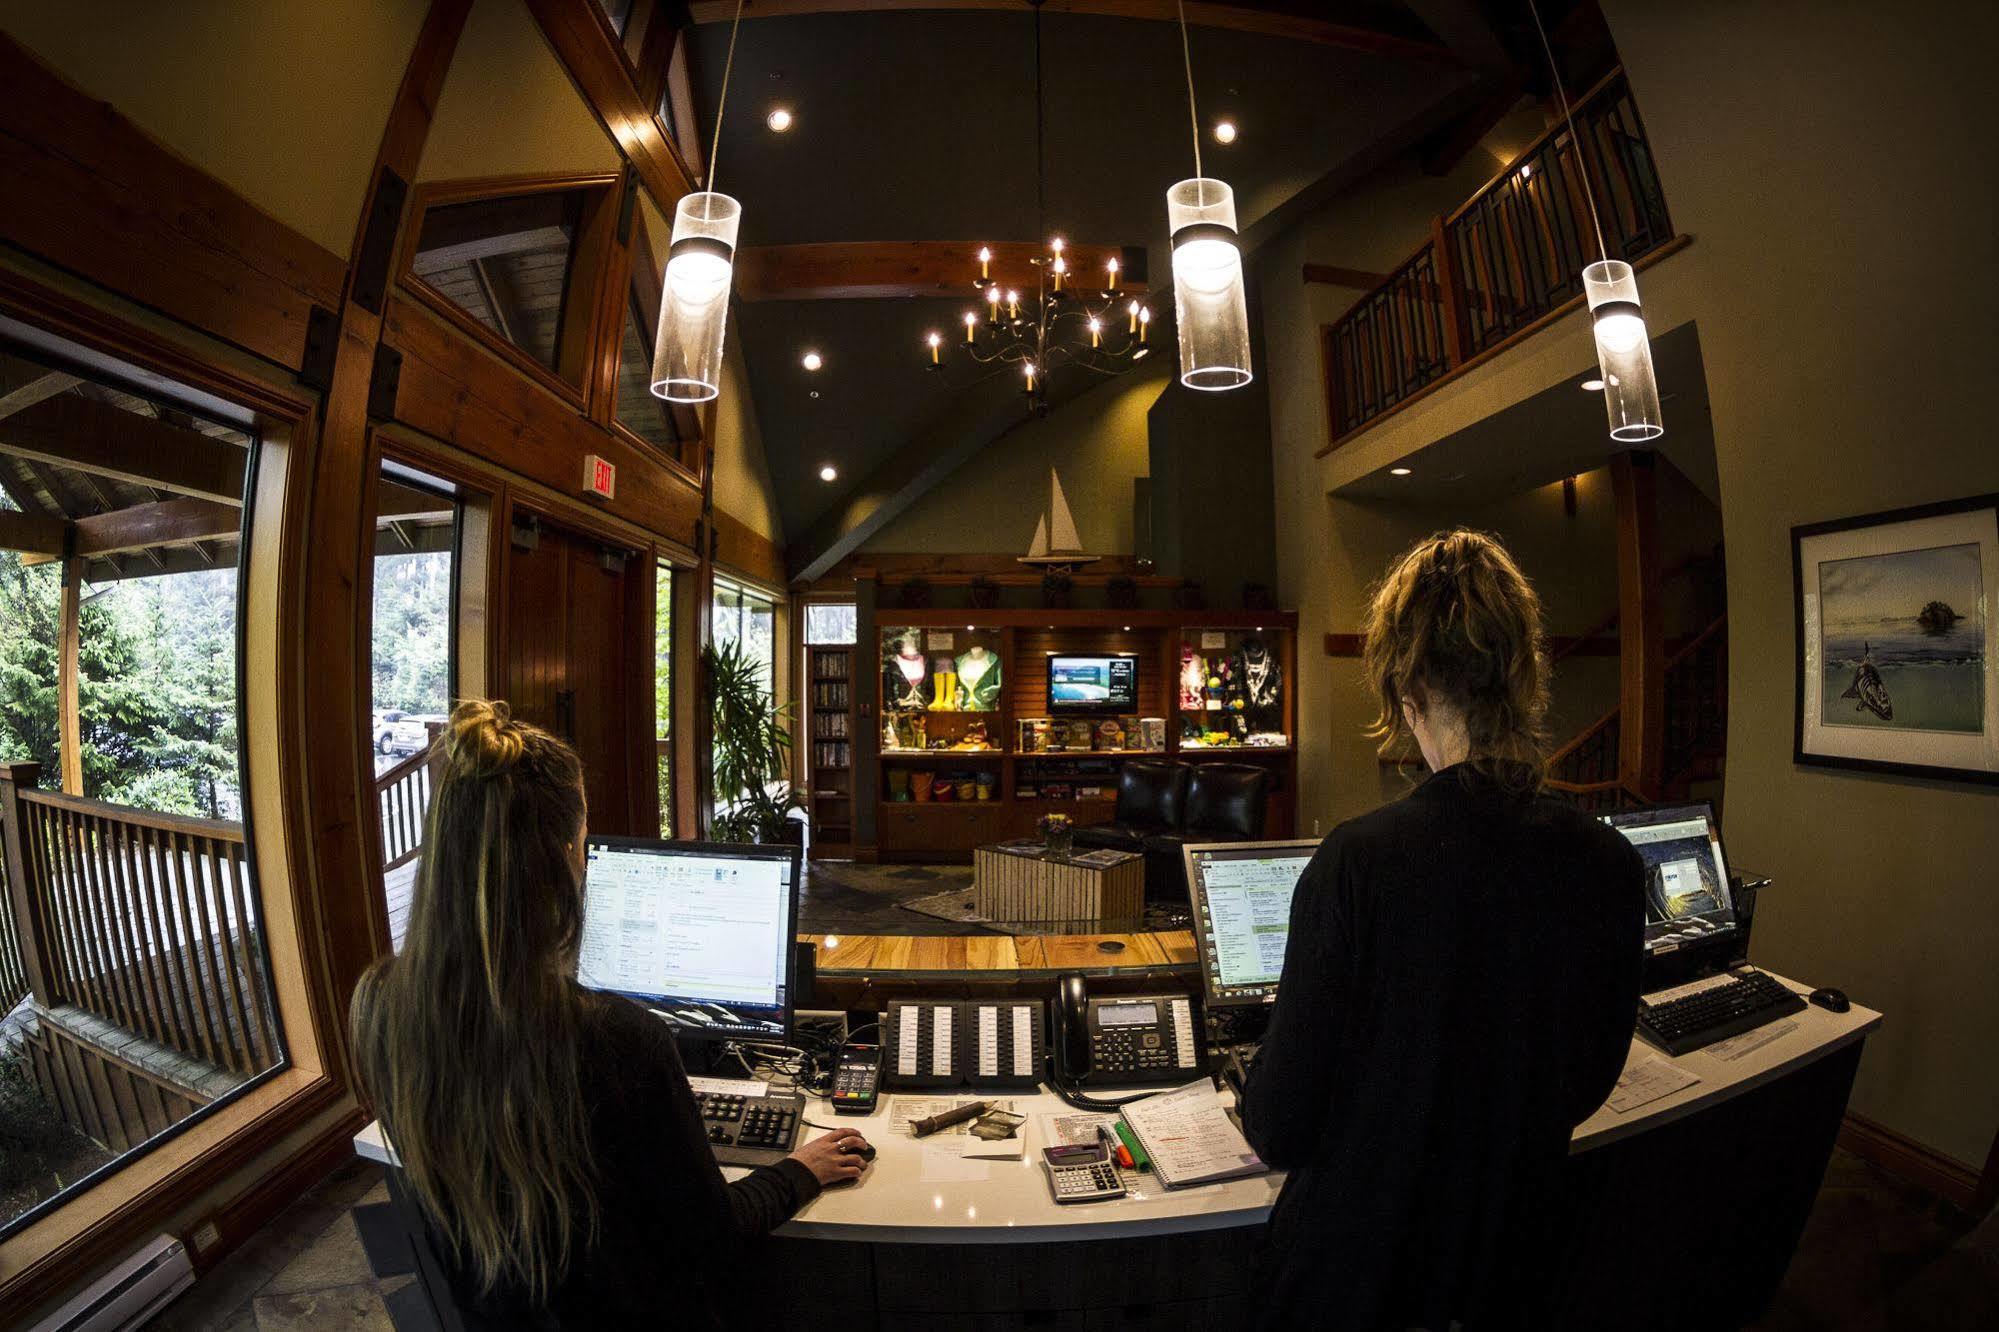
1242 530 1645 1330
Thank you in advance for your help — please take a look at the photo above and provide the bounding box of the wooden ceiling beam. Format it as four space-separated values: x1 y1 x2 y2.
0 394 247 505
0 508 66 556
736 241 1148 302
526 0 696 209
684 2 1464 65
0 365 81 422
20 496 239 565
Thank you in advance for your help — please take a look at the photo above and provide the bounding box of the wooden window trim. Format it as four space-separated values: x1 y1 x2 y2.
610 196 707 481
397 173 622 410
0 264 355 1317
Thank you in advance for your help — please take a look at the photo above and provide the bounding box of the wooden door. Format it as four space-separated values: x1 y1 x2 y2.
503 512 639 832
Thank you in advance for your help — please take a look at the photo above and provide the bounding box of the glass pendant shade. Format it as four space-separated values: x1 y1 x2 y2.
651 191 742 403
1582 259 1664 442
1166 178 1253 391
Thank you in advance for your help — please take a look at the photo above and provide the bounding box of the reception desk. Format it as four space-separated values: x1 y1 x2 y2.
354 973 1877 1329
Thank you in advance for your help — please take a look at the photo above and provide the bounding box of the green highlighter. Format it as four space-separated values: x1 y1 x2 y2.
1113 1121 1151 1173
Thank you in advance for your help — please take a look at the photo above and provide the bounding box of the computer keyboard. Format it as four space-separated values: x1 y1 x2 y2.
1637 969 1806 1056
693 1088 804 1167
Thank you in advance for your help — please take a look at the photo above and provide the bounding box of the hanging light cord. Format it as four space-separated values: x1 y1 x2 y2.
1525 0 1606 263
1176 0 1203 181
706 0 748 197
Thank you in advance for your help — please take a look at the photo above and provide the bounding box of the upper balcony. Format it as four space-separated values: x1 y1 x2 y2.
1318 67 1686 454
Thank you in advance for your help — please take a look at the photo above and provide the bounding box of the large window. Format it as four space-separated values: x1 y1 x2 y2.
367 463 460 953
656 561 674 836
713 576 776 693
0 346 279 1238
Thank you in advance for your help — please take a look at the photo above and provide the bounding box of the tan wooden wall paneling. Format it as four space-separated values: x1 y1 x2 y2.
381 293 706 549
712 505 785 590
0 34 345 372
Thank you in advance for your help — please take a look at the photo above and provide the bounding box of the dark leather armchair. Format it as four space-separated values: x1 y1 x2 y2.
1140 764 1272 905
1073 761 1189 855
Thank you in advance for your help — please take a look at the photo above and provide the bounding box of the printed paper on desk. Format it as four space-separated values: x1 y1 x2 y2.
1606 1057 1700 1113
1043 1111 1120 1147
687 1075 769 1099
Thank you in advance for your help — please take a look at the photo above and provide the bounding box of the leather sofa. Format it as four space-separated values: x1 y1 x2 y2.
1074 761 1271 905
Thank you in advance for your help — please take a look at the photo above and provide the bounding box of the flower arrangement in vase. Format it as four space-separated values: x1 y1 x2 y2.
1038 812 1075 856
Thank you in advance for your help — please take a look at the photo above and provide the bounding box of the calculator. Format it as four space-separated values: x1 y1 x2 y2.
1042 1142 1126 1204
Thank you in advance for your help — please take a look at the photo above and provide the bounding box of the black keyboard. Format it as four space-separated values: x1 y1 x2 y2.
693 1088 804 1167
1637 970 1806 1056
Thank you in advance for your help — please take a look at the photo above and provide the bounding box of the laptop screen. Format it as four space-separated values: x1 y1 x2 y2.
1600 803 1738 956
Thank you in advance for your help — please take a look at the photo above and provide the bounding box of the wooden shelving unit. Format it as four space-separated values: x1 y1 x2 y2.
864 609 1298 862
806 645 854 856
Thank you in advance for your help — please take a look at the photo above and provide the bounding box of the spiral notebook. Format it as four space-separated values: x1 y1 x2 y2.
1117 1079 1269 1189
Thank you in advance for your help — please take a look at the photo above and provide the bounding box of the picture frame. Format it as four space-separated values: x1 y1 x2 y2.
1792 493 1999 784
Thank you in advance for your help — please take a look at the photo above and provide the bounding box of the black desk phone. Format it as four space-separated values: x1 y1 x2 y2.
1051 974 1203 1090
881 999 1046 1089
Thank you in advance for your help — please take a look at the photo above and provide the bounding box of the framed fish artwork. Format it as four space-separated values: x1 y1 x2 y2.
1793 493 1999 783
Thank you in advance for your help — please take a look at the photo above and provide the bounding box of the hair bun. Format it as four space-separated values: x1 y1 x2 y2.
446 699 528 776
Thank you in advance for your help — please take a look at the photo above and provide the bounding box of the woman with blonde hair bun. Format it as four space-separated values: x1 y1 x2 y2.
1241 530 1645 1330
351 700 868 1326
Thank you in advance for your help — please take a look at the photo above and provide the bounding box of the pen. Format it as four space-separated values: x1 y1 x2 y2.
1100 1123 1134 1171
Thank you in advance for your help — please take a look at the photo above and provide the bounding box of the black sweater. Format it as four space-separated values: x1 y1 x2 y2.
1241 766 1643 1331
433 991 819 1328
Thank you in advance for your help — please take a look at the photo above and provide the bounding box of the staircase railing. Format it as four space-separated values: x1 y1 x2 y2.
376 731 440 873
1545 613 1728 810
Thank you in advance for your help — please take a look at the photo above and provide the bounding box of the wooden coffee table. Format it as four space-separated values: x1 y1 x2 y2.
973 843 1145 923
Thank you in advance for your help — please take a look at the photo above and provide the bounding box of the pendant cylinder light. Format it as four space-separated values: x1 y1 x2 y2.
651 191 742 404
1582 259 1664 443
1166 177 1253 391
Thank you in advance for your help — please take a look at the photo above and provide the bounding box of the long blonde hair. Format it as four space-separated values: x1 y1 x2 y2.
351 700 596 1299
1362 529 1550 791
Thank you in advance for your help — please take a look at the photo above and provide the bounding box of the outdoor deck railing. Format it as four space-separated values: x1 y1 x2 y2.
0 763 278 1078
376 738 437 873
1323 67 1676 445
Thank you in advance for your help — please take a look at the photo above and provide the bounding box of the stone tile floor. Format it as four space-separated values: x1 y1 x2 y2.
150 1146 1996 1329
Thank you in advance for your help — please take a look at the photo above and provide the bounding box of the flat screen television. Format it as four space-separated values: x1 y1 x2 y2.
1048 654 1139 711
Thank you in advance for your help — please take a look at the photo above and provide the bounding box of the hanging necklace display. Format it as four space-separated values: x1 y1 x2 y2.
1527 0 1663 442
1166 0 1252 391
651 0 749 403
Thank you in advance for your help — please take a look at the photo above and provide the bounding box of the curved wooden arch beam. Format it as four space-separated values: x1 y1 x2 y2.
684 1 1465 66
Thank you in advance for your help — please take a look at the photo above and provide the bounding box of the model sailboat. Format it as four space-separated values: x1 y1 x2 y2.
1018 468 1101 568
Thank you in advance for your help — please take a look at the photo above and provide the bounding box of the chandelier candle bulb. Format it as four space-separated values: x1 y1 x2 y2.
1024 362 1037 393
927 331 942 364
1052 254 1065 291
987 285 1002 320
1582 260 1665 442
1106 255 1120 293
1139 305 1150 343
651 191 742 403
1008 290 1021 319
979 246 991 280
1165 177 1252 390
1128 300 1140 334
1089 317 1101 348
964 311 978 343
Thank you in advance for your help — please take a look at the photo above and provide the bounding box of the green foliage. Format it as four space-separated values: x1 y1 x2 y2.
705 637 800 844
371 551 451 715
0 548 240 818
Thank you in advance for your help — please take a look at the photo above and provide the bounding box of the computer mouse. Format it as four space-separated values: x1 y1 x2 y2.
1808 987 1850 1014
850 1141 876 1163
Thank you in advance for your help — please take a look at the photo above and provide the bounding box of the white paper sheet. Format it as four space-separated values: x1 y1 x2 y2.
1606 1057 1701 1113
1708 1018 1798 1061
687 1075 769 1099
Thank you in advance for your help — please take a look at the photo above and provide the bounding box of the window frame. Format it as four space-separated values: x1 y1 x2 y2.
600 191 705 483
397 174 624 409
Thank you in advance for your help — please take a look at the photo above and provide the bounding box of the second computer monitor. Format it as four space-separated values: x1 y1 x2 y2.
1184 840 1319 1007
576 837 800 1043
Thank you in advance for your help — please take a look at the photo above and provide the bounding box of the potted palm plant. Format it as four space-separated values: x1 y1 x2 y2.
704 638 805 844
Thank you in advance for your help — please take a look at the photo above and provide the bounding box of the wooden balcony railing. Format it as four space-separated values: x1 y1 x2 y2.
1322 67 1678 449
376 737 438 874
0 762 279 1079
1545 613 1728 812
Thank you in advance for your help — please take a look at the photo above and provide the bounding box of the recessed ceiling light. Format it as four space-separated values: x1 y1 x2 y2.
818 464 837 482
1213 120 1237 144
1390 467 1413 476
1580 378 1605 391
767 107 794 133
801 350 823 371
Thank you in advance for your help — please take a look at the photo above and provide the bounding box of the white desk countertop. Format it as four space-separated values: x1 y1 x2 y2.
353 972 1880 1245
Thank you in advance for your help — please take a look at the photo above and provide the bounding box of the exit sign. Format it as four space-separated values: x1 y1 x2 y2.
582 454 616 500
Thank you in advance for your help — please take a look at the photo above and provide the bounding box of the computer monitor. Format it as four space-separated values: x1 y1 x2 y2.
1600 803 1743 966
576 837 801 1042
1183 840 1319 1007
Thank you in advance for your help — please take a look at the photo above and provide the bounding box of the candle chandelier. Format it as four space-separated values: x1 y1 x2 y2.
923 0 1153 416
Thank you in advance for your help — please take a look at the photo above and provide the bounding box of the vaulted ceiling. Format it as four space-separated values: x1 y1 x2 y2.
674 2 1598 566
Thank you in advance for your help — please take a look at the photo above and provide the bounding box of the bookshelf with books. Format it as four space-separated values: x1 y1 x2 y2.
807 644 855 856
